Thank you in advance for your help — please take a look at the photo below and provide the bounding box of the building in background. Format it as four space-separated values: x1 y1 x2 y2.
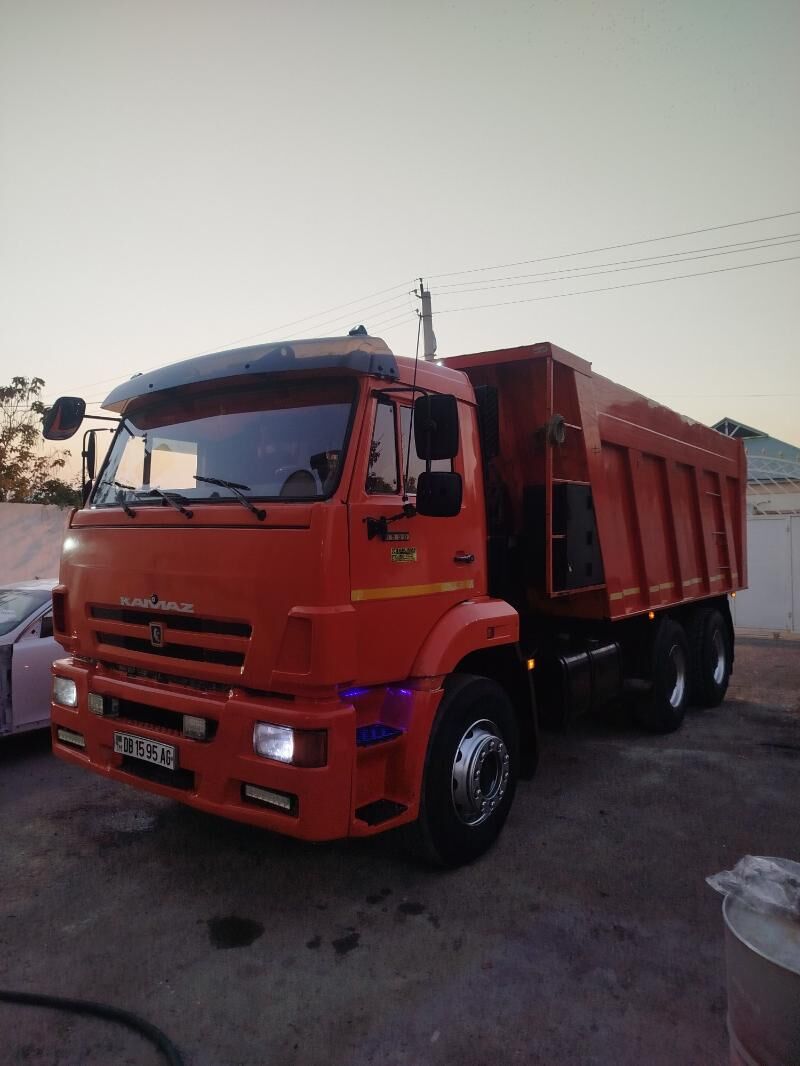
714 418 800 515
714 418 800 637
0 503 71 584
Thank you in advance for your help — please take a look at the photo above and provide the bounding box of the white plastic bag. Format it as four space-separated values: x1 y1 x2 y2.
708 855 800 920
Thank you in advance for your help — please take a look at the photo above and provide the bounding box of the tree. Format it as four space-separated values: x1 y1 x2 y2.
0 377 80 506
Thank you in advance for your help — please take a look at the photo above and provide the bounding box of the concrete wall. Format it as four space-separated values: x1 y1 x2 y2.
733 515 799 636
0 503 70 583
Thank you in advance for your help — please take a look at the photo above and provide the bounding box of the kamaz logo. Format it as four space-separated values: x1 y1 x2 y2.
120 596 194 613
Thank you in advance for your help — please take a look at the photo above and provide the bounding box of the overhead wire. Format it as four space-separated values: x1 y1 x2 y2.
427 208 800 281
432 231 800 294
433 253 800 315
56 279 414 398
430 237 800 297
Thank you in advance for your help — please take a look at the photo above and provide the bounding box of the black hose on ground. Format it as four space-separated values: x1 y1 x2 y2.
0 989 184 1066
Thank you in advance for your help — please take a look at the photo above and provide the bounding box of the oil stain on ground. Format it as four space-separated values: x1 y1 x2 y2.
207 915 265 949
397 901 425 917
332 932 360 956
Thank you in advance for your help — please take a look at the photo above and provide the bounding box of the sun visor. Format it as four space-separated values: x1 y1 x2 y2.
102 336 398 413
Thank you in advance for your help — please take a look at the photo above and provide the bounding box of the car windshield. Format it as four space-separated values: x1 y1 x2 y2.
0 589 52 636
92 378 357 508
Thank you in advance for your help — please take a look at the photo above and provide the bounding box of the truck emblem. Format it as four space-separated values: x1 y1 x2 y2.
149 622 164 648
119 596 195 613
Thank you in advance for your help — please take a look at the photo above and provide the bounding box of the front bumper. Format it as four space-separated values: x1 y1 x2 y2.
50 659 438 841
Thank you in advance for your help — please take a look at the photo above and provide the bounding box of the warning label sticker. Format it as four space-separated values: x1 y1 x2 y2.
391 547 417 563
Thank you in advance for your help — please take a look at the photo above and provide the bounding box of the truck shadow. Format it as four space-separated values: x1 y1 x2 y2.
0 726 51 762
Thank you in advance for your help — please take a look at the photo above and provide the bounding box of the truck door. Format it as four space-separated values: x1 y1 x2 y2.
347 391 485 685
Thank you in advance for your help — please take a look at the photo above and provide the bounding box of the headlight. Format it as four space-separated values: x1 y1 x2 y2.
53 676 78 708
252 722 327 767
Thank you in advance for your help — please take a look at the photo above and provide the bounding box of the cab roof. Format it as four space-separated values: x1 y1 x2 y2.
102 335 473 411
102 336 400 413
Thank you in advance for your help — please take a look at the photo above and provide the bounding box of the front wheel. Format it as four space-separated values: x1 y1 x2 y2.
413 674 519 867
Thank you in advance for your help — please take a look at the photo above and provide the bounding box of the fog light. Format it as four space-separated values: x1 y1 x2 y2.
56 727 85 748
252 722 327 767
88 692 104 715
182 714 207 740
53 676 78 708
243 783 296 813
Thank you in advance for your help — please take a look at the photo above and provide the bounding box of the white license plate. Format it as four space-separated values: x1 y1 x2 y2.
113 732 177 770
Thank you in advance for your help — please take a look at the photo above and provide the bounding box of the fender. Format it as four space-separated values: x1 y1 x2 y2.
411 596 520 679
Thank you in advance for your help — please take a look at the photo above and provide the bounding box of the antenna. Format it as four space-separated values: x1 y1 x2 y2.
402 310 423 502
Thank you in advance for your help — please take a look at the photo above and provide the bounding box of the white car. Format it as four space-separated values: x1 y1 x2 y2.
0 579 59 736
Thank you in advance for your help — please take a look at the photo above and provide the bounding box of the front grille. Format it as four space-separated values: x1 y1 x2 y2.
106 696 217 740
99 661 231 694
91 605 251 638
97 631 244 667
120 756 195 790
89 603 252 674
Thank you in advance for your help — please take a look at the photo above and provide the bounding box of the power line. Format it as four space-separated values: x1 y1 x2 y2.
430 237 800 297
59 279 414 397
288 293 412 338
433 232 800 294
654 393 800 399
434 253 800 315
428 209 800 281
169 281 412 358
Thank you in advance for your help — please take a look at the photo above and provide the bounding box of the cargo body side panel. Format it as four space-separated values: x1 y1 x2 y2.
444 343 746 621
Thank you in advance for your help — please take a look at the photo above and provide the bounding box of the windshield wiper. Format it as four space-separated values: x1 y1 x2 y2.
194 475 266 521
140 487 194 519
113 481 193 519
113 481 137 518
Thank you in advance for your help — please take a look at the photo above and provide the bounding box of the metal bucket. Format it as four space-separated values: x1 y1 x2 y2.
723 888 800 1066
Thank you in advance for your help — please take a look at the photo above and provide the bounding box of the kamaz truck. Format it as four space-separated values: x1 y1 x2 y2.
43 334 746 865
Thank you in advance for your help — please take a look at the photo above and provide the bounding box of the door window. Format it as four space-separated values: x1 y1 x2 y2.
366 399 399 494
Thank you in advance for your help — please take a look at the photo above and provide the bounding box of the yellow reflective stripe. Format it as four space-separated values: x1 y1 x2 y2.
351 579 475 602
609 586 641 602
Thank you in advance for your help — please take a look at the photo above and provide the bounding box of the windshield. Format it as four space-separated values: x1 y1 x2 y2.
93 378 357 508
0 588 51 635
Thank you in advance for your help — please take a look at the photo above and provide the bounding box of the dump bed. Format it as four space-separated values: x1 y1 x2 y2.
444 342 747 621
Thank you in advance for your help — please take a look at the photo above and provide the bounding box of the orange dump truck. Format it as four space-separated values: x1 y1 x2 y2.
44 336 746 865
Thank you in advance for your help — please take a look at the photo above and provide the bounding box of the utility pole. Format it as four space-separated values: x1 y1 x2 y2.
417 278 437 361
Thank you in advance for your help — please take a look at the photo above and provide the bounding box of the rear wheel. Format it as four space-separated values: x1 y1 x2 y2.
688 607 732 707
413 674 519 867
636 618 690 734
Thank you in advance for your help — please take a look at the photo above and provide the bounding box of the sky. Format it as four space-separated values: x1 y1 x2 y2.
1 0 798 455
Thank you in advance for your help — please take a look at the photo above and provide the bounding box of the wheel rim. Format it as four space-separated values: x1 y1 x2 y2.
451 719 510 827
711 629 726 685
668 644 687 708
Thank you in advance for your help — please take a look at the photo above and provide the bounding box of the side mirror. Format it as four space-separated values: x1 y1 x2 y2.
414 393 459 460
42 397 86 441
84 430 97 479
415 471 463 518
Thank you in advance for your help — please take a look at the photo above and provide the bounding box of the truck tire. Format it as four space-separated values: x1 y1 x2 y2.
687 607 731 707
413 674 519 867
637 618 690 734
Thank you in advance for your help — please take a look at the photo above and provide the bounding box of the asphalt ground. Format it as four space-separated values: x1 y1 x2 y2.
1 636 799 1066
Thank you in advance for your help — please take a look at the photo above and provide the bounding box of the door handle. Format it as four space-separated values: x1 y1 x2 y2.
454 552 475 565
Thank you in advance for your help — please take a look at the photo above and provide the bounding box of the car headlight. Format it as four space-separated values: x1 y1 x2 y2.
252 722 327 767
53 676 78 708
